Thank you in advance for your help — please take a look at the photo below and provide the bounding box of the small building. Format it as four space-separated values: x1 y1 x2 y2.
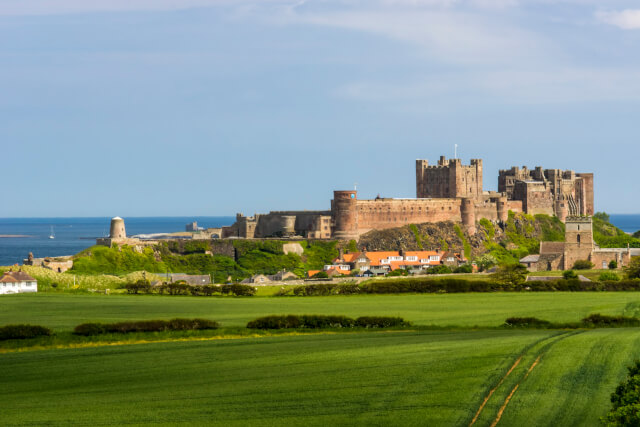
0 271 38 295
167 274 211 286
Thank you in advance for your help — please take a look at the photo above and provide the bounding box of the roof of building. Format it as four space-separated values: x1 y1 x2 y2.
519 255 540 263
336 250 446 267
0 271 37 283
540 242 565 254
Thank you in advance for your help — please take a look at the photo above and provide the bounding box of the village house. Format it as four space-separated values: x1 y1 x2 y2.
0 270 38 295
243 270 299 284
332 249 466 273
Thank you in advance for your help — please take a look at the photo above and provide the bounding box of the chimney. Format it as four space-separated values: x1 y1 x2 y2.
339 247 344 261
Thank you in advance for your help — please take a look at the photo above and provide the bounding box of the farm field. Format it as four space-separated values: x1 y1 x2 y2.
3 292 640 331
2 328 640 426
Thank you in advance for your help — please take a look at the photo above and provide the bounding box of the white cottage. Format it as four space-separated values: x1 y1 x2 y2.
0 271 38 294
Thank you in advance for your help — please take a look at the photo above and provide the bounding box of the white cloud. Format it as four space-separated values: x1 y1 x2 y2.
596 9 640 30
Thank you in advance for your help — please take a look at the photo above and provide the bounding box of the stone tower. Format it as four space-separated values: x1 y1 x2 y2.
331 190 358 240
563 216 594 269
109 217 126 240
416 156 483 199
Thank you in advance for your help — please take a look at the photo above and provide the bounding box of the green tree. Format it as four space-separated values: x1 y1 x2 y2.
609 260 618 270
605 360 640 426
625 257 640 279
312 271 329 279
492 263 528 286
563 270 578 280
475 254 497 272
594 212 611 223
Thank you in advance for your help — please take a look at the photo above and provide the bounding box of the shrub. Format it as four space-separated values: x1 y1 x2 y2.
355 316 409 328
599 272 620 282
73 323 106 336
581 314 640 327
609 260 618 270
605 360 640 426
228 284 256 296
72 318 219 335
572 260 594 270
246 315 409 329
0 324 53 340
427 265 452 275
503 317 552 328
563 270 578 280
454 264 473 274
492 264 528 286
124 279 152 294
625 257 640 279
311 271 329 279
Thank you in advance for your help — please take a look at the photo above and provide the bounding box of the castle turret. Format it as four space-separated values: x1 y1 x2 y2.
331 190 358 240
109 217 126 240
497 196 508 222
554 200 569 223
461 198 476 235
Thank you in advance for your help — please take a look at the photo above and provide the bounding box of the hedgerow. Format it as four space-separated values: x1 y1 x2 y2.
246 315 410 329
0 324 53 340
73 318 219 336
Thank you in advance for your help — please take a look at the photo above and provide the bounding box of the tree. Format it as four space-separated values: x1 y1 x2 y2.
312 271 329 279
625 257 640 280
605 360 640 426
475 254 497 272
594 212 610 223
492 263 528 286
563 270 578 280
609 260 618 270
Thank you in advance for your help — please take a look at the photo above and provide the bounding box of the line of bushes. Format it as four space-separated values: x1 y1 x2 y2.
246 315 410 329
281 278 640 296
124 282 256 296
73 318 220 336
503 314 640 329
0 324 53 340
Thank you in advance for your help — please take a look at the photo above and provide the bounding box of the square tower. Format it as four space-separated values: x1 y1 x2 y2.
563 216 594 269
416 156 483 198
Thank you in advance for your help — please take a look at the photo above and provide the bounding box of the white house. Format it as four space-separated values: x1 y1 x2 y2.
0 271 38 295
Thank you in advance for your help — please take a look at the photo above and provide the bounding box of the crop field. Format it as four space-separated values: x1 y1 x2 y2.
3 292 640 330
3 292 640 425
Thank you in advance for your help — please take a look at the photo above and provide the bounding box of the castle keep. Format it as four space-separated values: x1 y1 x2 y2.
222 156 594 240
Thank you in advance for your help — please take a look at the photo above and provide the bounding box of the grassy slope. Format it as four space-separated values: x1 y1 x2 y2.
0 330 552 426
3 292 640 331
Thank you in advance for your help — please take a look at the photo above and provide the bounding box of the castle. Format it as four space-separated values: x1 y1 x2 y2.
222 155 594 240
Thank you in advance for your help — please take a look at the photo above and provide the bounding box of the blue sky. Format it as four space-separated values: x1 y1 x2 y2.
2 0 639 217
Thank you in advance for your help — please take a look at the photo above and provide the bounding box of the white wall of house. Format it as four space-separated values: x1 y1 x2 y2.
0 281 38 295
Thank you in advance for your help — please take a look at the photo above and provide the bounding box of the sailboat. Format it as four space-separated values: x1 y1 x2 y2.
49 226 55 239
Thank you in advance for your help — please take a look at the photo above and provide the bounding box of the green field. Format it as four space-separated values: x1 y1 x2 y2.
3 293 640 425
2 292 640 330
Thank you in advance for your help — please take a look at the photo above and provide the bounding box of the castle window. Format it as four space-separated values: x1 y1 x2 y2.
577 234 581 244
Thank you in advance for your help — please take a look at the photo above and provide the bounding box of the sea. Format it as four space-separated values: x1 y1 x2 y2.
0 214 639 267
0 217 235 266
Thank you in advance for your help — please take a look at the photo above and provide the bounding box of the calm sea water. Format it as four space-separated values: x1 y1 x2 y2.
1 214 638 267
0 217 234 266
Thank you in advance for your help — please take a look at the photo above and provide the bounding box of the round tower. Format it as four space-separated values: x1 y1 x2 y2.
555 200 569 223
109 217 126 240
497 196 508 223
280 215 296 237
461 198 476 235
331 190 358 240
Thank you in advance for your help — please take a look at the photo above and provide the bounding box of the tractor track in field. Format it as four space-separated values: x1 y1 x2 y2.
469 330 584 427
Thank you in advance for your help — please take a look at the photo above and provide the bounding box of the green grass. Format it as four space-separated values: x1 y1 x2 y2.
0 329 554 426
3 292 640 332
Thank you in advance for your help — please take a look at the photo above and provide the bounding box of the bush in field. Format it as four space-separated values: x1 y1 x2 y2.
73 318 219 336
605 360 640 426
572 260 594 270
311 271 329 279
581 314 640 327
73 323 106 336
0 324 53 340
563 270 578 280
503 317 552 328
599 272 620 282
246 315 409 329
